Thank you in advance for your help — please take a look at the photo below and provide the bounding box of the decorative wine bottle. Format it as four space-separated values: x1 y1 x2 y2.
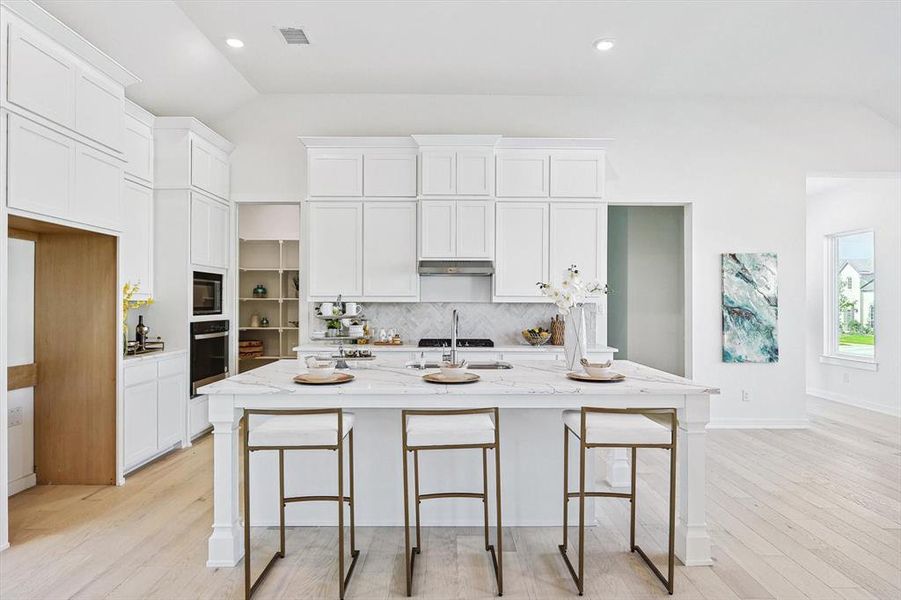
135 315 150 349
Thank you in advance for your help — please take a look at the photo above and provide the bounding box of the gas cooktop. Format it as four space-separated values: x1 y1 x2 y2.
418 338 495 348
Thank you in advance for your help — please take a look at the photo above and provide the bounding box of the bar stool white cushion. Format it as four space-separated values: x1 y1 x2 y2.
562 410 671 445
249 413 355 447
406 413 495 447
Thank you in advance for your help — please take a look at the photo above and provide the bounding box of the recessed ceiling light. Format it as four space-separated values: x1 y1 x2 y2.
226 38 244 48
594 38 615 52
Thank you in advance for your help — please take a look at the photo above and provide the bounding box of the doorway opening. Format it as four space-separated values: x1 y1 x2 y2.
607 205 687 376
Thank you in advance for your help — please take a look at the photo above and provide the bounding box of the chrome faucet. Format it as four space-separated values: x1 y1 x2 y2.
450 309 459 365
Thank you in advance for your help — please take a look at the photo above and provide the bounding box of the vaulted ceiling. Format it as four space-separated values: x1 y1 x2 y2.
35 0 901 125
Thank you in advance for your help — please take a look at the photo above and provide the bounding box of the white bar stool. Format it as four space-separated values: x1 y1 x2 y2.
559 407 677 595
401 408 503 596
243 408 360 600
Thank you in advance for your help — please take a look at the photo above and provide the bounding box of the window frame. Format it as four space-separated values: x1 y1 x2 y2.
821 228 878 370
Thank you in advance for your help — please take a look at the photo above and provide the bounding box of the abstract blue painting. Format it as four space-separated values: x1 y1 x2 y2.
722 253 778 363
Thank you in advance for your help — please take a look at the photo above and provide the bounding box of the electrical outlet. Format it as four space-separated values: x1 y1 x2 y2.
842 372 850 384
741 390 751 403
8 406 24 427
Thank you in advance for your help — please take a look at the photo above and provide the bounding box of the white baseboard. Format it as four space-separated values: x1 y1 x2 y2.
8 473 36 496
707 417 809 429
807 387 901 417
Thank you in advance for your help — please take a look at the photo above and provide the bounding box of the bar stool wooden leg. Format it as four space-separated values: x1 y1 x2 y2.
561 425 569 552
401 421 413 597
577 428 586 596
414 449 422 552
244 416 251 599
630 447 636 552
667 436 677 594
338 427 346 600
349 428 356 555
482 448 490 551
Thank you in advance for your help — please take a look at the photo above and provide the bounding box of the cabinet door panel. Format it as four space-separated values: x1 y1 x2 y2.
7 114 73 219
456 201 494 259
364 153 416 197
363 202 418 298
309 153 363 197
190 139 213 193
456 150 493 196
419 201 456 258
123 115 153 184
124 380 158 469
7 24 75 127
494 203 549 298
191 195 212 266
550 151 605 198
75 72 123 150
549 203 606 287
420 150 456 195
209 200 230 268
308 202 363 297
120 180 154 296
496 151 549 197
157 372 185 449
74 145 121 230
212 155 230 199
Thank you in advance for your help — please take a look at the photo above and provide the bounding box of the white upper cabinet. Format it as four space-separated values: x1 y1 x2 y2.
455 149 493 196
419 200 456 258
549 151 605 198
191 193 229 269
363 151 417 197
494 202 549 299
363 202 419 299
191 137 230 200
420 149 457 196
456 200 494 258
6 22 75 128
120 180 154 297
73 144 121 231
7 113 73 219
308 151 363 197
420 147 494 196
307 202 364 298
153 118 233 200
75 70 123 151
549 203 606 288
496 150 549 198
123 102 154 185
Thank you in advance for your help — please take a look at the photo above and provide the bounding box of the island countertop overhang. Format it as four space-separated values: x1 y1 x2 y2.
199 358 720 402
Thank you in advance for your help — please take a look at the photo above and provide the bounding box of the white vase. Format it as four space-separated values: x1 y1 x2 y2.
564 306 587 371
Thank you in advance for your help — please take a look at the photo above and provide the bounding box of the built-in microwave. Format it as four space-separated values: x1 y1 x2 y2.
193 271 223 316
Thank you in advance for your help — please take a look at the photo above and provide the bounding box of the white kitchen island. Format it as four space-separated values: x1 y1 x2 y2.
200 358 718 569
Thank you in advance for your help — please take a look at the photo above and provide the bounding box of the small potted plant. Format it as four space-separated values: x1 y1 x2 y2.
326 319 341 337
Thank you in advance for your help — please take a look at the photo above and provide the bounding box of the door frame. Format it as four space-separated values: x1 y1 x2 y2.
606 199 694 378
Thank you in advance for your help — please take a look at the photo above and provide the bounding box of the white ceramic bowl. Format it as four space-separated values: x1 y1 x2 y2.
439 362 468 380
582 360 615 378
306 361 336 380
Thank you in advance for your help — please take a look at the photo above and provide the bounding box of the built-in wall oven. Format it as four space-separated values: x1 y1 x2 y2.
190 320 229 397
193 271 223 316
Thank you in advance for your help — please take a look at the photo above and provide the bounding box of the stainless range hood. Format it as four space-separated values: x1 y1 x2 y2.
418 260 495 276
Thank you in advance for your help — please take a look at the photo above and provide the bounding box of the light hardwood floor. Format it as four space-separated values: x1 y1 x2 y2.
1 398 899 599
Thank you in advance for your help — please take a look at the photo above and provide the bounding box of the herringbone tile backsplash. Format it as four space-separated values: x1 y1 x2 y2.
363 302 598 345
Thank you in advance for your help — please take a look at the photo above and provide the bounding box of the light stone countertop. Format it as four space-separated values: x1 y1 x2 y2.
123 348 187 363
199 357 718 398
294 344 617 354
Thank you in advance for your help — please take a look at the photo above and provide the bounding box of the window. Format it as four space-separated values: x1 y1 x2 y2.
825 230 875 361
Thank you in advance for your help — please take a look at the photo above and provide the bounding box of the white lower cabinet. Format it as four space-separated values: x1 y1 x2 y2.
124 353 187 473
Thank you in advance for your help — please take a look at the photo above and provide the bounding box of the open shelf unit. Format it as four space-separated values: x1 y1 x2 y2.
237 238 299 373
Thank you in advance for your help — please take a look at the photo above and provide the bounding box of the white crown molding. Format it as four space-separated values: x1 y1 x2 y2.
299 136 416 149
154 116 235 154
496 137 613 150
411 134 502 147
2 0 140 87
124 99 155 126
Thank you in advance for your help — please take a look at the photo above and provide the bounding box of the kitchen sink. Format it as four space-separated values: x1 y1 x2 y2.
405 360 513 370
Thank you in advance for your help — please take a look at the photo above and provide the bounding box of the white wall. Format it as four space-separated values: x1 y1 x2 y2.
608 206 685 376
6 239 35 495
214 94 901 427
806 176 901 416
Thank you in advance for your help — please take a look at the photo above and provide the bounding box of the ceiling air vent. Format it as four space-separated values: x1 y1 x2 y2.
278 27 310 45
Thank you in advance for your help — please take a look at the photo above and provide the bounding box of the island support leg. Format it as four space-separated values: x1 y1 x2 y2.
207 396 243 567
675 396 712 566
